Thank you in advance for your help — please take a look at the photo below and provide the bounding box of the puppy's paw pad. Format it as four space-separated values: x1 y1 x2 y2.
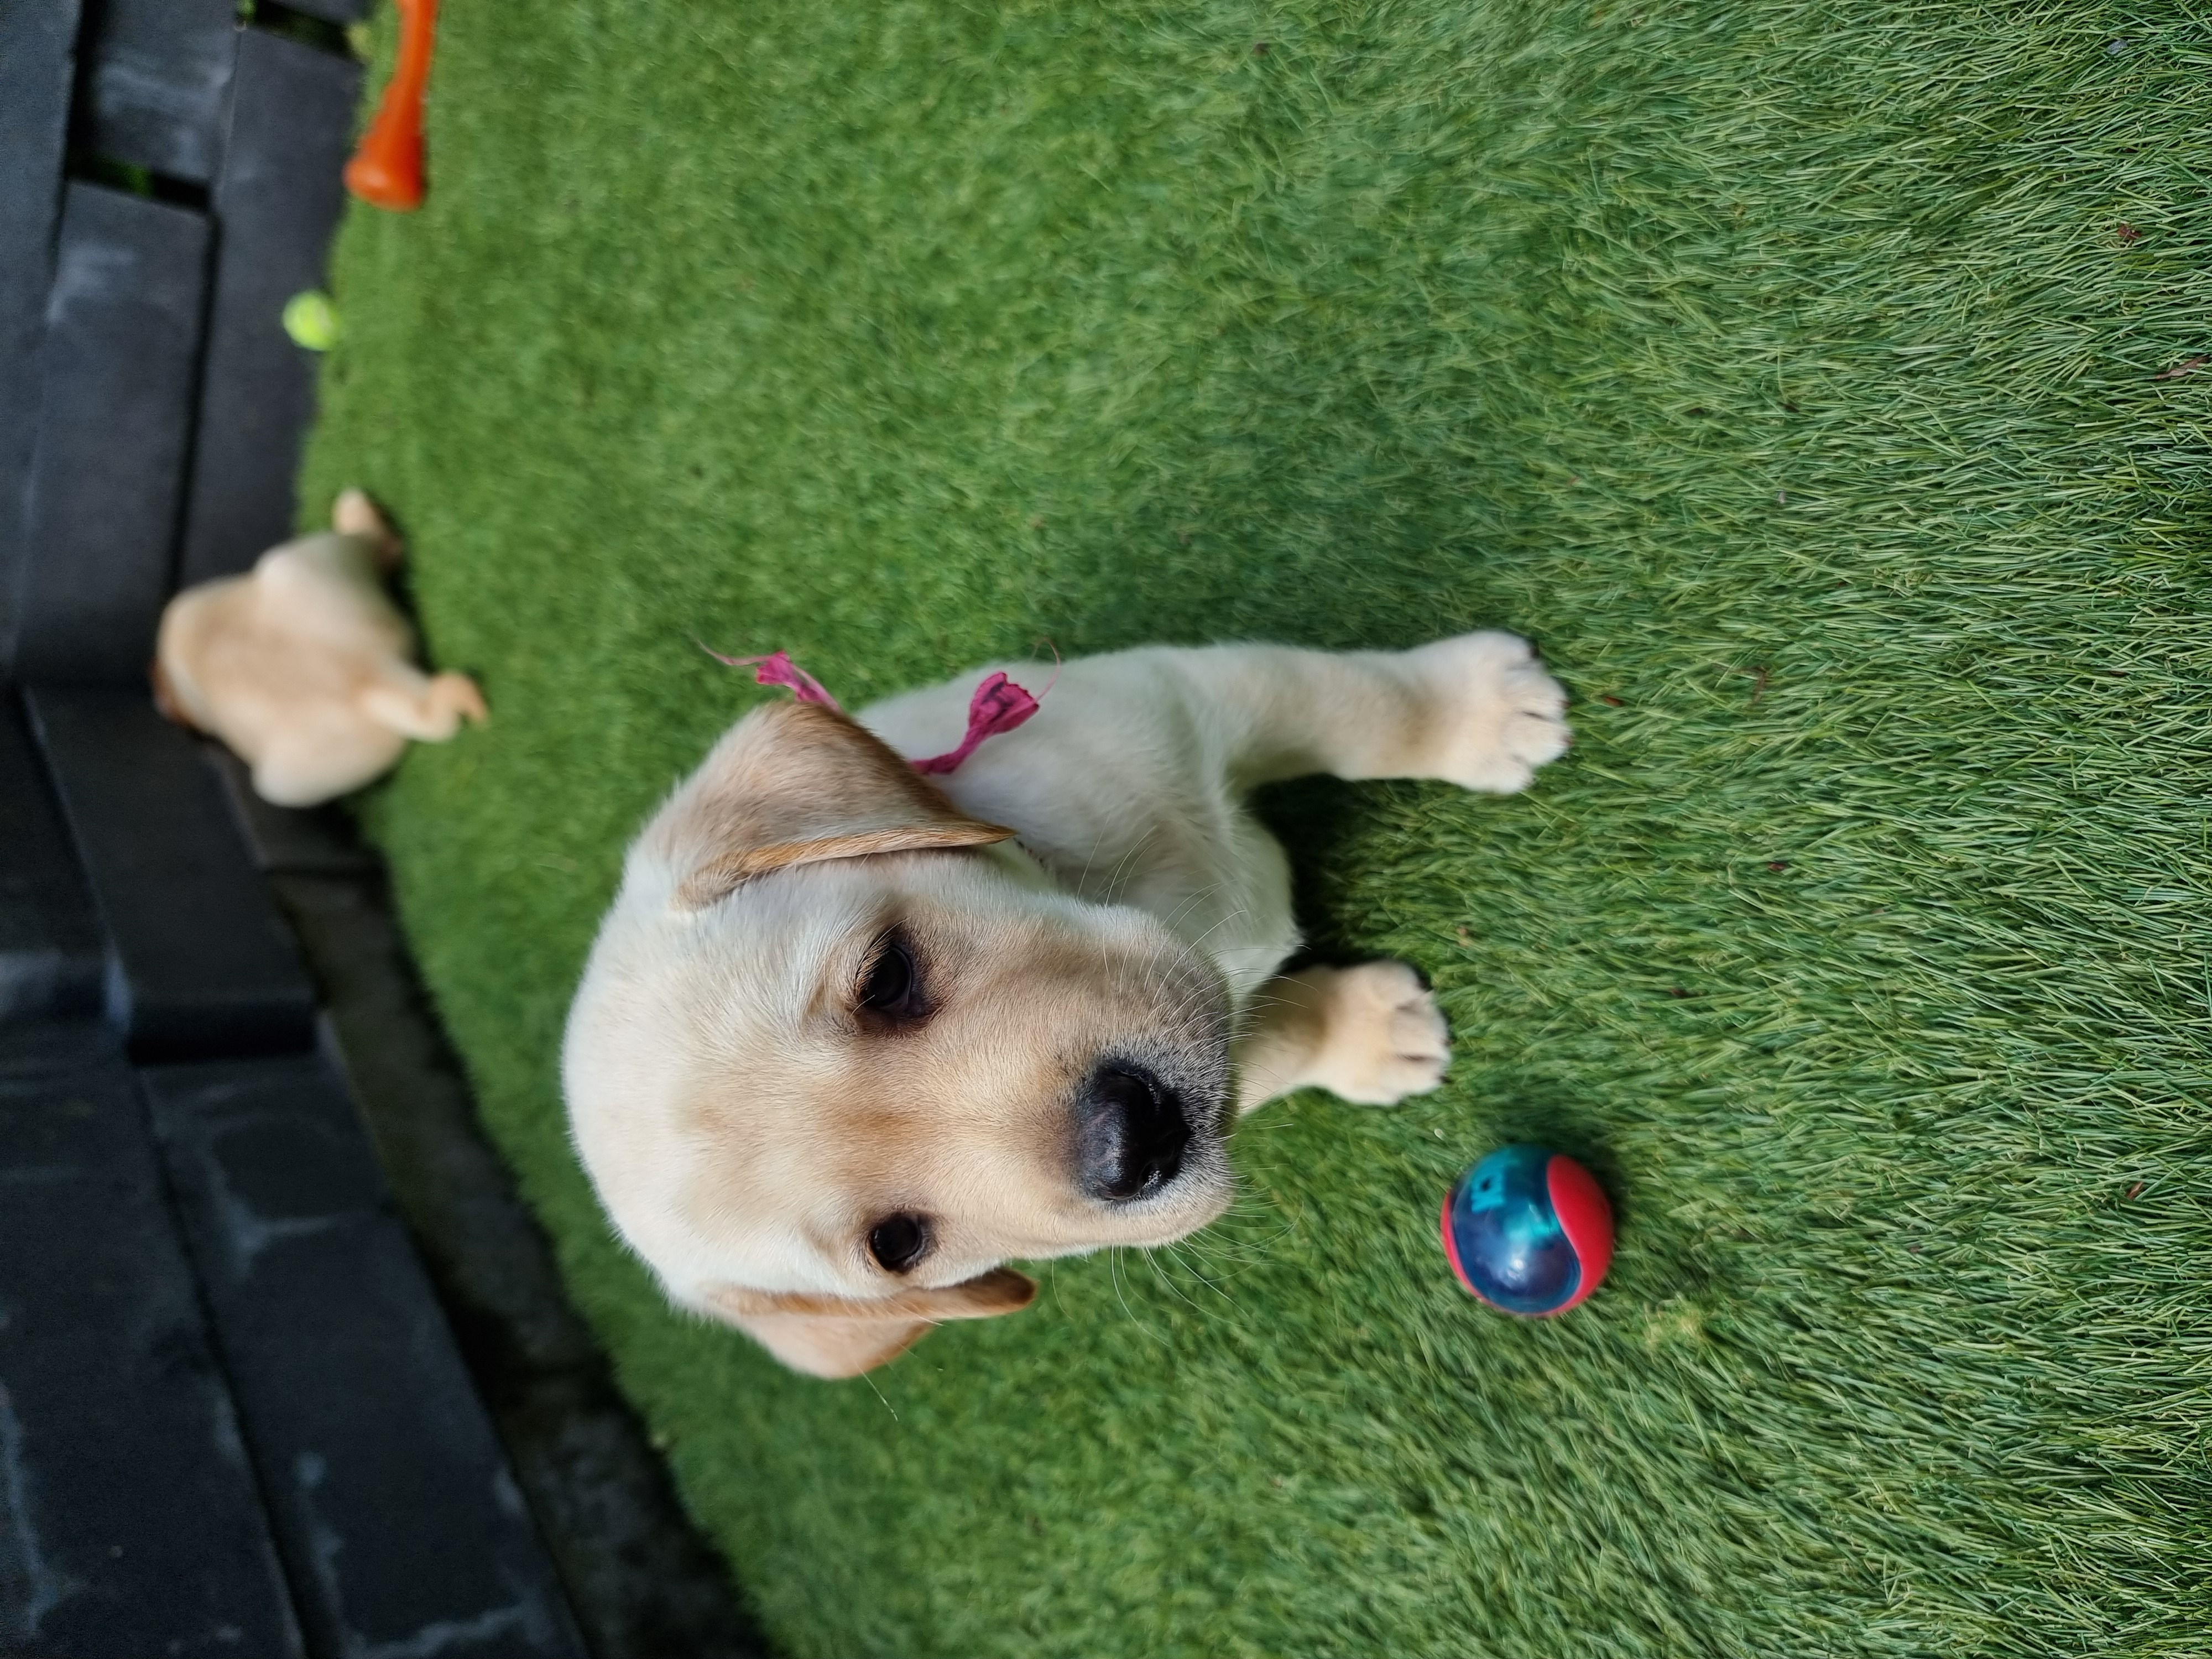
1312 961 1451 1107
1406 631 1571 794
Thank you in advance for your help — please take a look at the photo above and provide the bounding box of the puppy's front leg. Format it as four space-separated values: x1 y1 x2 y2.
357 668 489 741
1234 963 1449 1112
1181 632 1563 1113
1176 631 1568 794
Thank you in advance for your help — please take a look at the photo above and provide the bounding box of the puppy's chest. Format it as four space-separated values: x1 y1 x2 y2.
1055 815 1300 1012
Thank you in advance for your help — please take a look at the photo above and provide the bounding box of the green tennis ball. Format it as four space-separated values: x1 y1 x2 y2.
282 290 341 352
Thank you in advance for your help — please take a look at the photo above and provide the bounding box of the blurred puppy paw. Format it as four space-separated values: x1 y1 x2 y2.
333 487 403 568
359 672 488 742
430 671 489 729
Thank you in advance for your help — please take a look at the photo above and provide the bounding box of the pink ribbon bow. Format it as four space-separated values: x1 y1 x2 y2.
702 647 843 711
701 645 1045 775
909 672 1040 774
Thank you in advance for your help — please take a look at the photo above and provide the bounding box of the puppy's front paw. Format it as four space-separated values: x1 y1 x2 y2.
1403 631 1569 794
1303 961 1450 1107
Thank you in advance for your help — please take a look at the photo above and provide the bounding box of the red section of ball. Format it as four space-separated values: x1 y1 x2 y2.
1543 1154 1614 1313
1438 1191 1478 1301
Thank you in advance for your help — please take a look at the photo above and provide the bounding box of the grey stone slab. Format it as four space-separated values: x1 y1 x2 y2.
278 0 377 28
211 743 382 877
76 0 239 185
144 1055 590 1659
180 29 363 587
0 1020 305 1658
0 0 80 628
273 870 773 1656
0 695 103 1024
24 685 316 1058
8 183 210 682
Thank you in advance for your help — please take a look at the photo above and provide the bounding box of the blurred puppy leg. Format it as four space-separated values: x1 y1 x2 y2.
331 487 403 572
357 668 488 742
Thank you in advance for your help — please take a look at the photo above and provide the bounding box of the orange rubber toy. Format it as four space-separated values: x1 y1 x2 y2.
345 0 437 211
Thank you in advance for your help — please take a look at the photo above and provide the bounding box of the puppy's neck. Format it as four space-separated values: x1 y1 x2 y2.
979 837 1060 891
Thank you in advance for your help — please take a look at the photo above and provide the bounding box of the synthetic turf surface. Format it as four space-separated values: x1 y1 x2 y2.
303 2 2211 1652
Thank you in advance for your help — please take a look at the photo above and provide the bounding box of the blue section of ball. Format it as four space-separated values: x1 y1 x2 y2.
1447 1144 1580 1314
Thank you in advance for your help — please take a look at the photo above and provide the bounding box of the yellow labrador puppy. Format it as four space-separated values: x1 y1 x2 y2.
564 633 1569 1376
155 489 486 806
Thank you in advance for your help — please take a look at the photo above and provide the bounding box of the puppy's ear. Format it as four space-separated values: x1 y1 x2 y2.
701 1267 1038 1379
650 700 1016 910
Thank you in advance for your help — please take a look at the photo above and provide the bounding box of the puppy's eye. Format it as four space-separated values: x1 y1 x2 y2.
867 1213 932 1274
857 930 928 1024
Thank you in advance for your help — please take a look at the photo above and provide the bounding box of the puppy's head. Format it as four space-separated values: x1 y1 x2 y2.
564 700 1233 1378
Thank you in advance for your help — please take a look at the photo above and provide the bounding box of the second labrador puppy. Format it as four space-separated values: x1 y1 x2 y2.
564 632 1569 1376
155 489 486 806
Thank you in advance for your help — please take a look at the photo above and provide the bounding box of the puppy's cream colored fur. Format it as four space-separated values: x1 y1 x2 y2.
155 490 485 806
565 633 1568 1376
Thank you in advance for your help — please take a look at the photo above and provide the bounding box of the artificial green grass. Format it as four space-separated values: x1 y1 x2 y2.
301 1 2212 1652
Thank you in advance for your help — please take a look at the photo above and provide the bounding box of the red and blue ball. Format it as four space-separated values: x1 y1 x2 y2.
1441 1145 1614 1315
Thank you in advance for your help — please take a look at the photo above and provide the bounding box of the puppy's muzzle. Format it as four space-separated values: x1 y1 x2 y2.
1076 1060 1192 1201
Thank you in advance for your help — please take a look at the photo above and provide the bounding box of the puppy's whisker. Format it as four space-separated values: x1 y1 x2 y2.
1141 1246 1212 1316
1047 1260 1074 1322
1108 1246 1164 1345
1114 825 1167 902
1178 907 1253 953
860 1368 901 1424
1159 1240 1238 1305
1156 878 1235 931
1087 823 1162 906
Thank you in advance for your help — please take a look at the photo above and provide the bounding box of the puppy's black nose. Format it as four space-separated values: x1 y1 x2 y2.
1076 1061 1191 1201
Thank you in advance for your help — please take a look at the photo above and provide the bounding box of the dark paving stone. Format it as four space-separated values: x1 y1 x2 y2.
275 867 773 1657
75 0 239 185
24 685 315 1059
179 29 362 587
7 182 208 682
0 1019 304 1657
144 1054 589 1659
280 0 376 27
0 694 102 1023
209 744 383 877
0 0 79 615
